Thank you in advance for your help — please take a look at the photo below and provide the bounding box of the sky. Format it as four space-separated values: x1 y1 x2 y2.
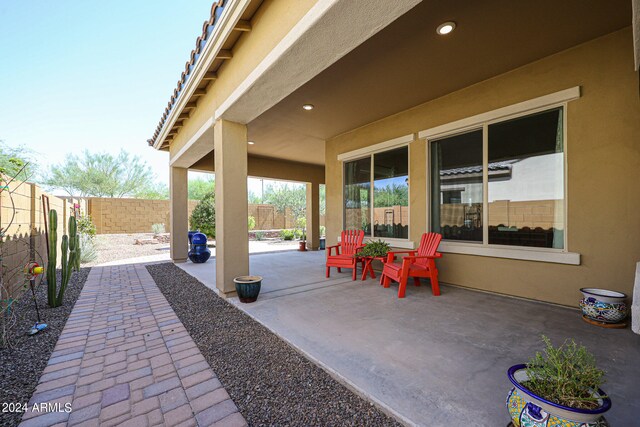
0 0 219 190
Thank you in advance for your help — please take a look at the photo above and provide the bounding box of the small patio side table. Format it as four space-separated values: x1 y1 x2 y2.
359 256 387 282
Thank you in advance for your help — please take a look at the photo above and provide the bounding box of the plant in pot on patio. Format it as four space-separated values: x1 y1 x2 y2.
506 335 611 427
356 239 390 258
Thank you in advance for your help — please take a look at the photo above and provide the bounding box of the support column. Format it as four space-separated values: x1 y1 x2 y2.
170 166 189 262
214 119 249 296
306 183 320 250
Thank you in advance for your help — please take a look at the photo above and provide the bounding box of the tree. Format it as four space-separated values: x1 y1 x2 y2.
188 177 215 200
248 191 262 204
263 183 306 228
45 150 161 197
189 191 215 237
135 182 169 200
0 140 37 182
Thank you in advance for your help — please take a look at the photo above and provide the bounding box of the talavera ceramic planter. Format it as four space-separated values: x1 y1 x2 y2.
579 288 628 324
506 364 611 427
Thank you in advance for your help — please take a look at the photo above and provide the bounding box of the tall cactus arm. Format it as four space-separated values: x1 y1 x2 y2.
46 209 58 307
68 216 78 272
56 235 69 307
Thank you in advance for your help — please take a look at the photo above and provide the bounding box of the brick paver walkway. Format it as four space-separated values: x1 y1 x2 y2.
20 264 246 427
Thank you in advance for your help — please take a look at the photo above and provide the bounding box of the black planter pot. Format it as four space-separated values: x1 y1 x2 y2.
234 275 262 303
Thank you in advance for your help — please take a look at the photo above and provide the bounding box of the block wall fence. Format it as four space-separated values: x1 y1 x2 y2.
87 198 325 234
1 186 325 299
1 181 86 300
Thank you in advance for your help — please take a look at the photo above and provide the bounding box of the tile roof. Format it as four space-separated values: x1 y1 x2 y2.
147 1 226 148
441 160 518 176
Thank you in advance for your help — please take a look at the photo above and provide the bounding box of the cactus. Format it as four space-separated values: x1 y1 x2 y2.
46 209 79 308
68 216 79 272
46 209 58 307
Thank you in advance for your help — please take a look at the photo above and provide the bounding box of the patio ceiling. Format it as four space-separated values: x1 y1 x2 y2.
246 0 631 165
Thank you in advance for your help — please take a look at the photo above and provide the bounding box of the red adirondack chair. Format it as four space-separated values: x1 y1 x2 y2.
381 232 442 298
326 230 365 280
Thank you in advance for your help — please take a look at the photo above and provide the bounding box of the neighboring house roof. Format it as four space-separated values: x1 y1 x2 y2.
147 1 226 148
441 160 518 177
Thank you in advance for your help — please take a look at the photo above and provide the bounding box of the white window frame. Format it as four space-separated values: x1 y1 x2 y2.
419 87 581 265
339 134 414 249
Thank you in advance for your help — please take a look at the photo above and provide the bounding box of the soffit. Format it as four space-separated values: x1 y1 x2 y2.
247 0 631 165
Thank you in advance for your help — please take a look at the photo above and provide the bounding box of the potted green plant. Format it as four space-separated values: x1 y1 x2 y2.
356 239 390 258
506 336 611 427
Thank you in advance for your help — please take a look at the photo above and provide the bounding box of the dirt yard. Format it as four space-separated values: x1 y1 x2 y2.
84 233 170 266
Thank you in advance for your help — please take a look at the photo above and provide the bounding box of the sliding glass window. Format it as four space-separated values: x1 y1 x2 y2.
343 146 409 239
488 108 564 249
429 106 565 249
344 157 371 234
430 130 483 242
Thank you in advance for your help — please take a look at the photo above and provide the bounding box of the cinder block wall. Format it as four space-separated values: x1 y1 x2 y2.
87 198 326 234
1 182 86 300
87 198 199 234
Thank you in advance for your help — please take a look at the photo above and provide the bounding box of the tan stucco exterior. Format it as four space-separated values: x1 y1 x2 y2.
325 28 640 307
169 0 317 160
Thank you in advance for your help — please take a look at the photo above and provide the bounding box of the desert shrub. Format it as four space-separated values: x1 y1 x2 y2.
77 214 97 237
523 336 606 410
254 231 265 241
190 192 215 238
280 229 295 241
248 215 256 231
79 233 98 263
151 223 166 234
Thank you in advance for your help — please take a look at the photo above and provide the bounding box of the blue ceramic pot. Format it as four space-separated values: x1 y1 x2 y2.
506 364 610 427
233 275 262 303
188 232 211 263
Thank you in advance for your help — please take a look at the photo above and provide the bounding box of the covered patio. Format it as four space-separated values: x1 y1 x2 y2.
176 251 640 425
146 0 640 425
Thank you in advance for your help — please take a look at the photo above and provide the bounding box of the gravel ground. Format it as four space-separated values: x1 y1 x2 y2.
0 268 90 427
85 234 169 266
147 263 401 427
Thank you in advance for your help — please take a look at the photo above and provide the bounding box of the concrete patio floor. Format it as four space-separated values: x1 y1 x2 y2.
178 251 640 426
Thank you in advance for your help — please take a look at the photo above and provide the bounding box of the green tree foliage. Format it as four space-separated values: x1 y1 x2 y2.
373 183 408 207
0 140 37 182
248 191 262 204
189 191 215 238
263 183 306 225
188 177 215 200
135 182 169 199
45 150 162 197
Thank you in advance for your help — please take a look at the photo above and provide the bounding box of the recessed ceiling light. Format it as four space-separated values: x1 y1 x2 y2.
248 141 255 145
436 21 456 35
302 104 314 111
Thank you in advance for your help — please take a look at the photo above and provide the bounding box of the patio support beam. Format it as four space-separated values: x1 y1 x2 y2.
170 166 189 262
214 119 249 297
306 183 320 250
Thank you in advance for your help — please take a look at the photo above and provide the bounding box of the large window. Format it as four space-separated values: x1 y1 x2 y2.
344 146 409 239
430 107 565 249
430 130 483 242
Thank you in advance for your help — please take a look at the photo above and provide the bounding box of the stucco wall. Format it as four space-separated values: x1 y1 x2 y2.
170 0 318 158
325 28 640 307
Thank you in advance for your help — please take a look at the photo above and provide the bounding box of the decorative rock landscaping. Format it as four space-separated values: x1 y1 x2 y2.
147 263 401 426
0 269 90 427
